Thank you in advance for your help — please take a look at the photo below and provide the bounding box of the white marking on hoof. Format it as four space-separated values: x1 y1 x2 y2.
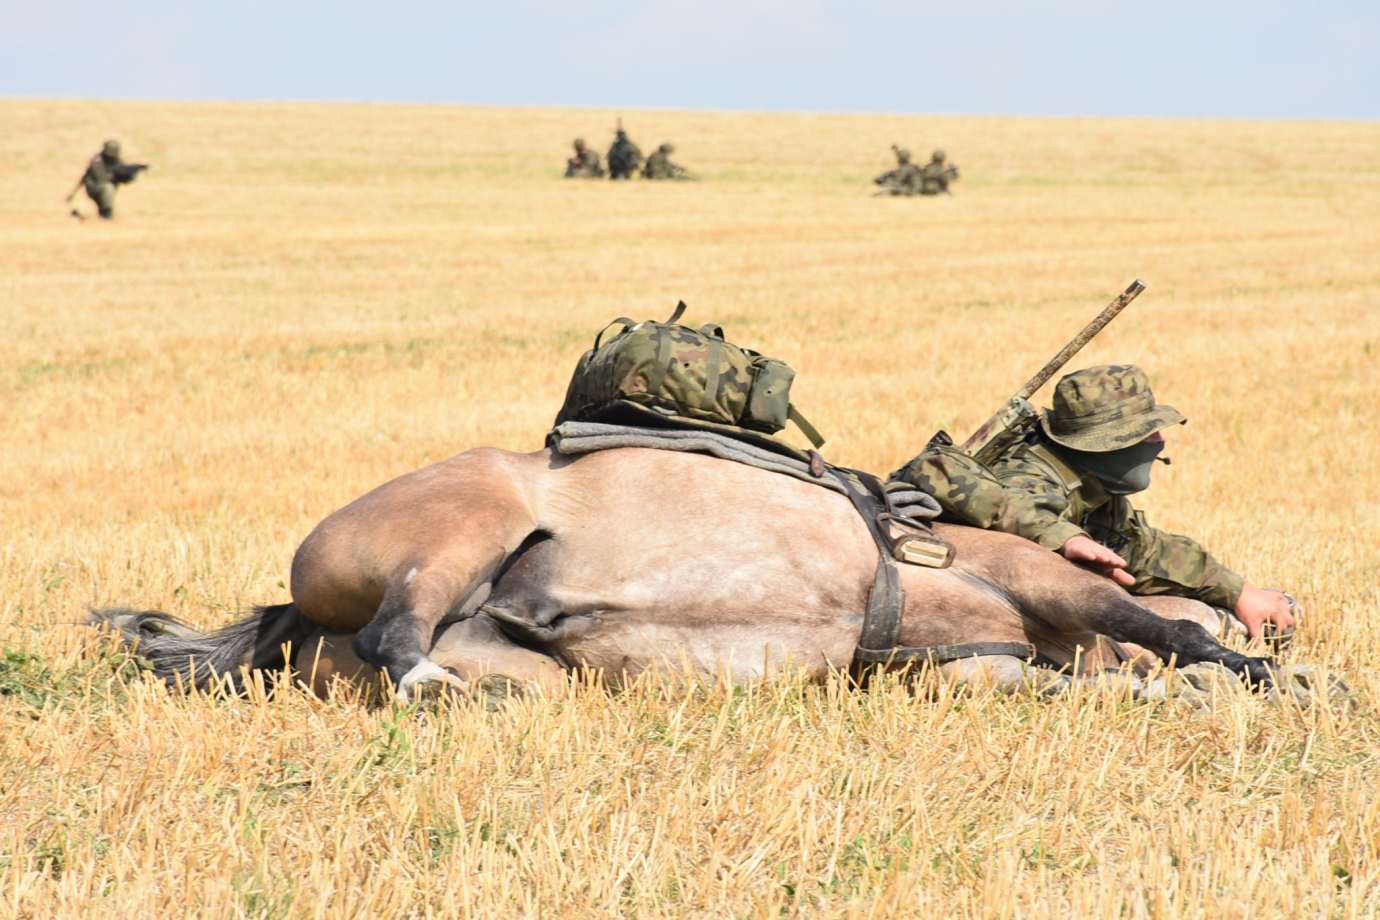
395 658 466 703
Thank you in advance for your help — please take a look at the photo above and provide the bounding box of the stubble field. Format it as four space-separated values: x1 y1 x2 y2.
2 99 1379 917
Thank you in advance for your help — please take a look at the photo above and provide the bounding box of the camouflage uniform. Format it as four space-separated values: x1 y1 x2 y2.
74 139 148 219
642 143 690 180
607 129 643 180
564 138 605 178
81 140 123 218
874 147 924 196
919 149 959 195
895 365 1244 609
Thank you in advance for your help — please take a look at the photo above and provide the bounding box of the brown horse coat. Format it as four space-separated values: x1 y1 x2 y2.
97 446 1274 698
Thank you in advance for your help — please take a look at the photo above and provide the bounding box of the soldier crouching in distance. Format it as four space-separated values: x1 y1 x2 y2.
642 143 693 180
874 145 923 195
66 139 149 219
564 137 605 178
894 365 1298 654
920 149 959 194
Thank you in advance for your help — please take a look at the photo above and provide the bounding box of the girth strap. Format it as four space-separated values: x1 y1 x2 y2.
853 641 1036 668
828 466 906 676
828 465 1017 678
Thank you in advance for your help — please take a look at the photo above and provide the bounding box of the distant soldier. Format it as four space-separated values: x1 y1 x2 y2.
873 145 923 196
606 125 643 180
66 139 148 219
564 138 605 178
920 149 960 195
642 143 692 180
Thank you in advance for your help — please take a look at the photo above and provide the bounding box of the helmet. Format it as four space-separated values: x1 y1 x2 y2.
573 137 586 150
895 148 912 164
1039 365 1185 452
658 143 674 154
101 139 121 159
931 149 946 162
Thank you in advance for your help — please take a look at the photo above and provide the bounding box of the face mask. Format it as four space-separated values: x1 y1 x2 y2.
1058 438 1166 495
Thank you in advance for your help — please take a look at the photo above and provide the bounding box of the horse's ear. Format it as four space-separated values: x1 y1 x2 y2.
666 301 687 324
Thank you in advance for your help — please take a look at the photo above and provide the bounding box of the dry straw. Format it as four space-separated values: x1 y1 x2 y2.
1 100 1377 917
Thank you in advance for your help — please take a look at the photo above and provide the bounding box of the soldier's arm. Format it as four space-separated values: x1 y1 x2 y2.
1110 501 1245 608
991 465 1089 551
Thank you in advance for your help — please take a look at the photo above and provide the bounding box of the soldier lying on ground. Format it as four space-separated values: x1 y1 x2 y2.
66 139 148 219
607 127 643 180
564 138 605 178
642 143 693 180
898 364 1297 643
874 145 923 195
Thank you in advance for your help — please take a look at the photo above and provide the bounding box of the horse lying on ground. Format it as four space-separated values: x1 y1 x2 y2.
96 446 1294 702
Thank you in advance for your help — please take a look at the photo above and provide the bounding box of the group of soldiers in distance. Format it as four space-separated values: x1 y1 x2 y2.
565 125 693 181
567 127 960 197
874 146 959 196
66 129 959 221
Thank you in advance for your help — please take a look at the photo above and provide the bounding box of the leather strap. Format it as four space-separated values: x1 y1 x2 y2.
853 641 1036 667
829 464 1000 678
828 467 906 676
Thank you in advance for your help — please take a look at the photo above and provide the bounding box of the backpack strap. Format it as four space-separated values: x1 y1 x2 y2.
593 317 636 351
646 324 674 396
699 337 723 411
788 405 826 448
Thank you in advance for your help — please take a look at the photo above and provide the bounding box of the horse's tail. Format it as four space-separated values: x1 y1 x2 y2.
89 603 312 692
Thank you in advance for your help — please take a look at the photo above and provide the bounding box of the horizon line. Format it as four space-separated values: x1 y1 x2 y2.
5 93 1378 127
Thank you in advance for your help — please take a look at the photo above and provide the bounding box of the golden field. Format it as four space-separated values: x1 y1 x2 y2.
2 99 1379 917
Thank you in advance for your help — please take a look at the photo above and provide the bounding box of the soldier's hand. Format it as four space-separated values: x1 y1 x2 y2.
1061 535 1135 587
1234 585 1297 640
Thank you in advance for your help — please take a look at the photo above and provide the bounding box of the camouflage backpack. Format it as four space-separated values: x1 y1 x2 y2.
554 302 825 448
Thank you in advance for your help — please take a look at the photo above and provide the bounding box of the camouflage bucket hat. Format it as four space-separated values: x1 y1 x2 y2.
1039 364 1185 452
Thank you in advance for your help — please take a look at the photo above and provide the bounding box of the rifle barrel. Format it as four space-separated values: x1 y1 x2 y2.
957 279 1146 455
1014 279 1145 401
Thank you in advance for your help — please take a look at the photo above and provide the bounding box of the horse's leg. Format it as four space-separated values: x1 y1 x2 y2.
428 614 567 694
1111 596 1234 672
295 614 566 699
937 526 1275 686
290 452 543 699
1031 568 1274 685
349 538 524 699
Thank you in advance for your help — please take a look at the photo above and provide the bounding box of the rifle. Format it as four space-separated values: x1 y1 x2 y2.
956 280 1146 465
111 163 149 184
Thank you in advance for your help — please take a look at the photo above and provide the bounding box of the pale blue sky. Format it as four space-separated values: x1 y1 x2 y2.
3 1 1377 119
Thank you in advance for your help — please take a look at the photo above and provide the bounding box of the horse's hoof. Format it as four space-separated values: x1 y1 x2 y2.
395 659 467 704
1268 664 1355 710
1172 662 1241 708
472 674 526 711
1243 656 1276 690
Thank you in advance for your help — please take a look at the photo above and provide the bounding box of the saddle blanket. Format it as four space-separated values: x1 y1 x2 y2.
549 420 941 523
